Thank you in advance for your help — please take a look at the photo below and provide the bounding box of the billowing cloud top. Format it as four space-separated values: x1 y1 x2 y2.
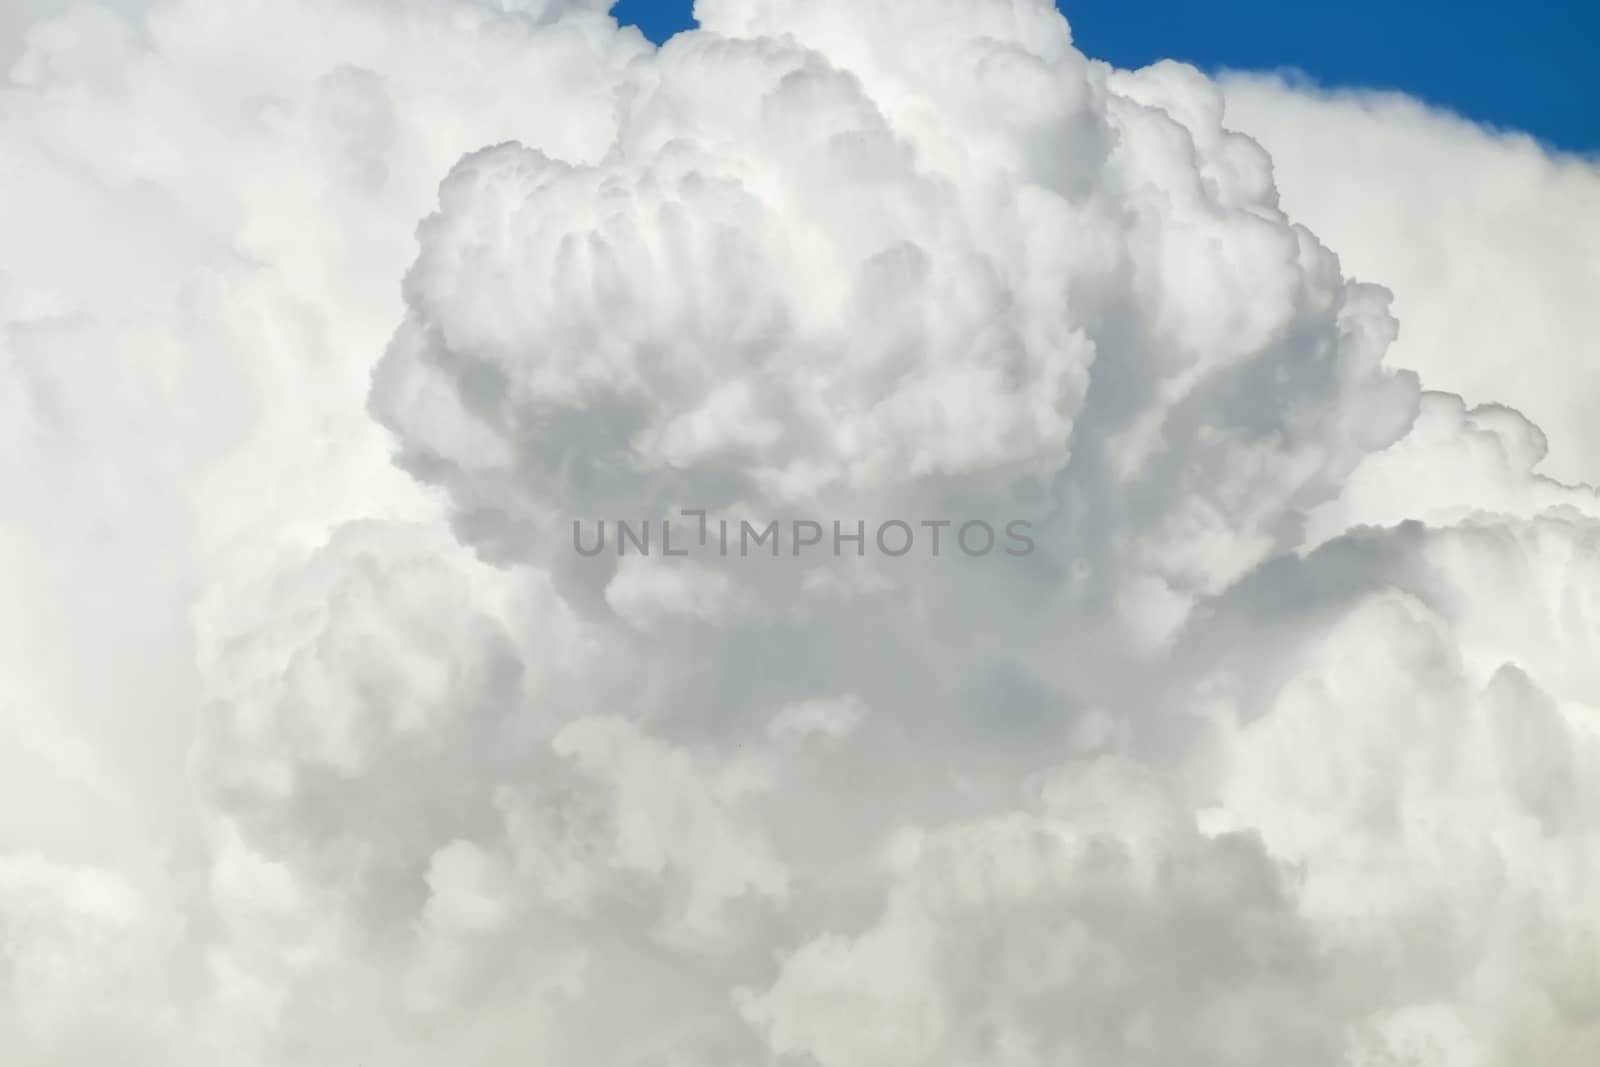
2 1 1597 1065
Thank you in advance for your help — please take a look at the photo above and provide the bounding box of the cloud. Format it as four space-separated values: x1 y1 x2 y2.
1221 71 1600 486
1 1 1597 1065
742 760 1367 1067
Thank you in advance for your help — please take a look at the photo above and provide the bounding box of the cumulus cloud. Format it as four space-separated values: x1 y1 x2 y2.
1 1 1597 1065
1221 72 1600 486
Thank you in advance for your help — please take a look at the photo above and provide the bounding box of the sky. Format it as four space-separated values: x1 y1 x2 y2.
613 0 1600 153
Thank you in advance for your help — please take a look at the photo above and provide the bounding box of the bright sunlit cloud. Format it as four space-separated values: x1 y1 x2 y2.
2 2 1595 1065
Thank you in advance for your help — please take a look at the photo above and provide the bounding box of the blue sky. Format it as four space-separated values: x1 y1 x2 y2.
610 0 1598 154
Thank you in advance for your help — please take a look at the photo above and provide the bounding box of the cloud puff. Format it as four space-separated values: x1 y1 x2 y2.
742 760 1366 1067
373 39 1418 654
2 2 1597 1065
1222 72 1600 487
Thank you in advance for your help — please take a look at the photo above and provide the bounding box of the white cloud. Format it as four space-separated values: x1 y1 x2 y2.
1221 72 1600 486
1 2 1597 1065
